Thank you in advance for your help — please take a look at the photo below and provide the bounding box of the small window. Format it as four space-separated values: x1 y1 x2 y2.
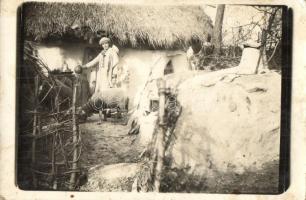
150 99 159 112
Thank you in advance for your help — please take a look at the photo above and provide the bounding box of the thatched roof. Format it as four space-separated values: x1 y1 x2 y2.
22 2 213 49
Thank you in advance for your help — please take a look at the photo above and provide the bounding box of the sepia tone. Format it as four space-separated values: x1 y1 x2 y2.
16 2 289 194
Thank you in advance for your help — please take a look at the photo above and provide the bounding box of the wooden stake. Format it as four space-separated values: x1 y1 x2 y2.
52 93 59 190
154 78 166 192
51 132 57 190
69 77 79 190
32 75 39 188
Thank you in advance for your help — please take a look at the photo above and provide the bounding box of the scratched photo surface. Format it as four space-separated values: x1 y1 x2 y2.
16 2 291 193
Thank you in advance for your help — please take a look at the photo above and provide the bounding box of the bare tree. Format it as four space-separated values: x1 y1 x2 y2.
253 6 282 70
212 5 225 56
227 6 282 69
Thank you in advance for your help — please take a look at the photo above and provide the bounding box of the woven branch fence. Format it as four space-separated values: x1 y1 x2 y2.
18 42 83 190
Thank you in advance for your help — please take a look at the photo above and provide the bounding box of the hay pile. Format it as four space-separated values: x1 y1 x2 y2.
170 69 281 175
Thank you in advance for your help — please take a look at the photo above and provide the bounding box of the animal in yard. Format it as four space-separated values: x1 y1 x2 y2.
78 88 129 124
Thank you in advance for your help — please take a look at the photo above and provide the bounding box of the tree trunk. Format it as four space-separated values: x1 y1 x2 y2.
212 5 225 56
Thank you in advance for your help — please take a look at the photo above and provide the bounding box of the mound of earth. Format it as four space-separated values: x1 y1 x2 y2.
134 67 281 192
81 163 140 192
170 69 281 175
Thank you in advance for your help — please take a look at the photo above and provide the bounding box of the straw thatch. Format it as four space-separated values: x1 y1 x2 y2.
22 2 213 49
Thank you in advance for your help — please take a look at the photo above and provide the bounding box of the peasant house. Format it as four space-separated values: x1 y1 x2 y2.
22 2 213 109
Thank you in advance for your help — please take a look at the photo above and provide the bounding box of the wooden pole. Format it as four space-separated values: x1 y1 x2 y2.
32 75 39 188
51 131 57 190
69 77 79 190
52 93 59 190
37 110 43 151
154 78 166 192
255 30 266 74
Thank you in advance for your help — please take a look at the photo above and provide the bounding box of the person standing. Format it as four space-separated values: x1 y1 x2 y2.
82 37 120 124
83 37 119 96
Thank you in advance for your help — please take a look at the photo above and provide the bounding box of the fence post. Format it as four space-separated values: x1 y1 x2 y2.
51 93 60 190
154 78 166 192
69 76 79 190
32 75 39 188
51 129 57 190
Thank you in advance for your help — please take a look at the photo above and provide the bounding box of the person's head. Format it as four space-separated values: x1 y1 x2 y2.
99 37 111 50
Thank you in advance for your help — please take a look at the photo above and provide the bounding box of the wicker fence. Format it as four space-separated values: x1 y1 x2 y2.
18 43 83 190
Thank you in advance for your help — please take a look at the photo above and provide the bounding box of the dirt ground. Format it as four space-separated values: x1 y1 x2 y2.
79 114 142 170
78 113 280 193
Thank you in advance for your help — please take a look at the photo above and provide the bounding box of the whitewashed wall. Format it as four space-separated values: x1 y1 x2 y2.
36 44 189 109
36 42 88 71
